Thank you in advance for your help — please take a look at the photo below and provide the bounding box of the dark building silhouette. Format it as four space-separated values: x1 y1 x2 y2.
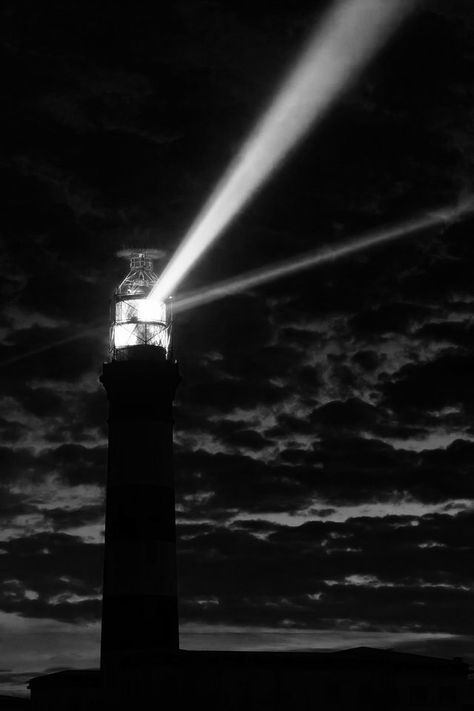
28 648 472 709
26 253 473 709
0 695 30 709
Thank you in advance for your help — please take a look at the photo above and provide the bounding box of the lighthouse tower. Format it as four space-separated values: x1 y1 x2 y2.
100 251 180 676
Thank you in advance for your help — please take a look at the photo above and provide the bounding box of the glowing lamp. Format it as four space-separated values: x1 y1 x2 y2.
110 251 172 360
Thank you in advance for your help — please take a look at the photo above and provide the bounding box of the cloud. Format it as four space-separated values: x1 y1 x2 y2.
383 351 474 415
0 533 102 622
177 511 474 635
0 443 106 487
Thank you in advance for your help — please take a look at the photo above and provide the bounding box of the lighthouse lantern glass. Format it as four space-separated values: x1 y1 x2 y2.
111 252 171 359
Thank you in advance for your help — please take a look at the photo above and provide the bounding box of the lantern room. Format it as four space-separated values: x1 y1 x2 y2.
110 251 171 360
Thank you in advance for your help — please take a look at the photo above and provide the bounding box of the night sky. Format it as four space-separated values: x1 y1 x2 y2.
2 0 474 696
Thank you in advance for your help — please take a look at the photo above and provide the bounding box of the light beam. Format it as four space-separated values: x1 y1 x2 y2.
2 199 472 368
172 199 474 313
0 321 104 368
151 0 416 302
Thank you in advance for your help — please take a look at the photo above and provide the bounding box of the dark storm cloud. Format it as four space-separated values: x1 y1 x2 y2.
174 295 312 418
0 533 102 623
177 432 474 515
383 351 474 415
397 219 474 305
414 321 474 349
267 413 313 439
0 595 100 625
411 440 474 503
0 448 44 485
179 586 474 635
351 302 436 337
175 450 309 516
198 418 272 446
8 387 63 419
0 417 26 445
308 398 433 441
0 443 106 487
351 350 385 373
311 398 380 431
177 511 474 634
299 436 474 504
43 504 104 532
45 444 106 487
225 429 270 452
175 294 274 368
42 390 108 445
0 488 36 523
0 327 106 381
181 375 285 416
3 508 471 633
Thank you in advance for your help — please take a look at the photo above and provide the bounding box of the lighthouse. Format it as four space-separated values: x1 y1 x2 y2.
99 251 180 677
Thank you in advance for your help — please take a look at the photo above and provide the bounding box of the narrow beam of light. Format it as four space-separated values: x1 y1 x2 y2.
0 322 104 369
172 199 474 314
4 199 471 369
151 0 416 303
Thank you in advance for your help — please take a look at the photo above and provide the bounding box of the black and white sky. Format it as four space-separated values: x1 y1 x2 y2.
1 0 474 695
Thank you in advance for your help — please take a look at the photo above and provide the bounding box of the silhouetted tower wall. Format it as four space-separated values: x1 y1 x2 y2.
100 252 180 675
